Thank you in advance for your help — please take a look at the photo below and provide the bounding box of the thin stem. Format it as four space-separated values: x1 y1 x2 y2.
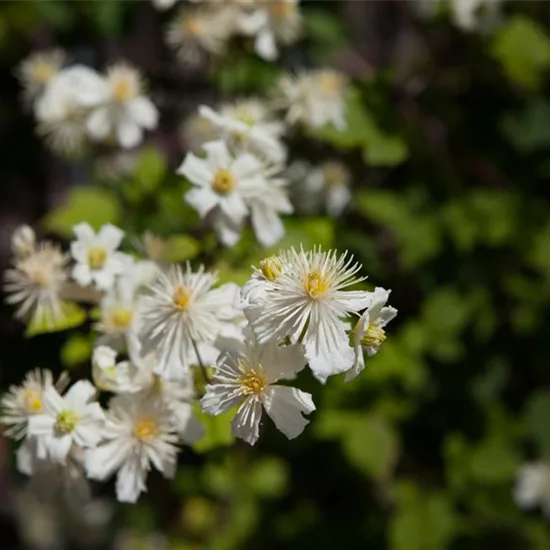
191 338 211 385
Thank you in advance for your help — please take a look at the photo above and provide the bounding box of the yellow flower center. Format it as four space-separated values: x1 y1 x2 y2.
233 107 256 127
87 247 107 270
184 16 204 36
112 77 135 103
23 388 43 413
361 322 386 350
110 307 133 329
260 257 282 281
32 62 55 84
55 410 79 434
240 370 266 395
173 285 192 310
212 169 236 195
318 73 343 99
304 270 330 299
134 418 157 440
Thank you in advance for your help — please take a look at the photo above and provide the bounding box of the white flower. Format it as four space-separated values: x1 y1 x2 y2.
4 240 69 328
1 369 68 440
514 462 550 518
70 222 129 291
92 346 139 393
27 380 104 465
277 69 348 131
152 0 178 10
451 0 502 31
86 63 158 149
290 160 352 218
11 225 36 259
199 101 286 163
243 165 293 247
202 331 313 445
166 5 237 65
181 110 218 152
138 263 241 379
178 140 265 246
249 247 371 382
85 392 180 503
35 65 106 157
347 286 397 381
17 49 65 103
236 0 301 61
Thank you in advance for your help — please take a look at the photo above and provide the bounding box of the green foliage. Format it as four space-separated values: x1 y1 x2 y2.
42 187 121 238
192 406 235 453
25 302 87 337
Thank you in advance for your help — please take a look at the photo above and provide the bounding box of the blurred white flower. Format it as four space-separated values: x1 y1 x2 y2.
11 225 36 259
85 392 180 503
152 0 178 10
181 110 218 151
515 462 550 518
1 369 68 440
166 5 236 65
138 263 241 379
290 160 352 218
86 63 159 149
236 0 301 61
17 49 65 103
249 247 371 382
71 222 130 291
347 286 397 381
243 165 293 247
35 65 106 157
4 240 69 328
199 100 286 163
92 346 139 394
178 140 265 246
202 330 313 445
28 380 104 465
277 69 348 131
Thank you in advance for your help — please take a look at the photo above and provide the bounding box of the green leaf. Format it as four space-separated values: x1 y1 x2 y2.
524 391 550 458
133 147 168 193
61 333 93 368
164 234 200 263
362 133 409 167
303 9 345 46
26 302 87 337
491 16 550 90
500 99 550 154
248 457 289 499
192 407 235 453
42 187 121 238
276 218 334 250
87 0 126 36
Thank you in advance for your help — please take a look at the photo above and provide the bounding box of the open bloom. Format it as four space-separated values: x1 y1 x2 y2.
199 101 286 163
347 287 397 381
17 49 66 103
249 247 371 382
4 240 69 328
178 140 265 246
138 263 240 379
1 369 68 440
71 223 129 291
514 462 550 518
86 63 158 149
236 0 302 61
27 380 104 465
166 5 236 65
202 331 313 445
277 69 348 131
85 392 180 503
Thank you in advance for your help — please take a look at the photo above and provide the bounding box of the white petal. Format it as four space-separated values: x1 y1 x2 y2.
86 106 112 140
116 455 147 503
49 434 73 464
117 119 142 149
262 386 315 439
85 440 131 481
185 187 219 218
220 192 248 223
73 222 95 242
127 97 159 129
177 153 212 187
97 224 124 251
250 203 284 247
514 464 546 509
203 140 231 170
231 398 263 445
65 380 97 409
214 214 243 247
255 29 278 61
72 264 93 287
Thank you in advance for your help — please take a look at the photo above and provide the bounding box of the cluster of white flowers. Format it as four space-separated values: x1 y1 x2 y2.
179 70 349 247
161 0 302 63
18 50 158 156
2 215 397 502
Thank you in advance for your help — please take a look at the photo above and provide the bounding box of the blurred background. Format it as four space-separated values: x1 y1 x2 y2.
2 0 550 549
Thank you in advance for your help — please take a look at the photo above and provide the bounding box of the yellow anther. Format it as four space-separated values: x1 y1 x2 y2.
134 418 157 440
112 77 134 103
260 257 282 281
304 270 329 299
110 307 133 329
23 389 43 413
87 247 107 270
55 410 78 434
173 285 191 310
361 322 386 350
240 371 265 395
212 169 236 195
